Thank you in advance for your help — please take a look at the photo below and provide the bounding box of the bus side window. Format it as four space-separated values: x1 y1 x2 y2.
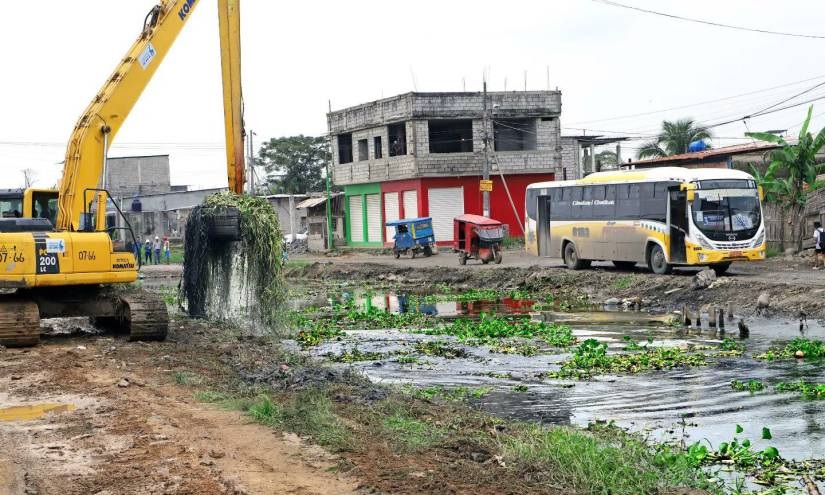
640 183 665 223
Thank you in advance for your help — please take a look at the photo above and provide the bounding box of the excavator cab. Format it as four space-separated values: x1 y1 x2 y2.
0 189 59 231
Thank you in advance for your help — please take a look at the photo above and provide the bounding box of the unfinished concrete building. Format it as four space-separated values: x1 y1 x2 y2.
328 91 563 246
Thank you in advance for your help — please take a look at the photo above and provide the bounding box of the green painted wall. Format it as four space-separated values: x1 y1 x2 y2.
344 183 382 246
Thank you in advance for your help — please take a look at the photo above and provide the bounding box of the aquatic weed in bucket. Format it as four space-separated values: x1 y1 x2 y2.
181 192 285 328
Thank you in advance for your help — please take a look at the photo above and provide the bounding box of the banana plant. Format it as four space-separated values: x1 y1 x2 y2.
746 105 825 252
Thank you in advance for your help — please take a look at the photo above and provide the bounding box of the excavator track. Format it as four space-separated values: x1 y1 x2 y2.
0 300 40 347
117 292 169 342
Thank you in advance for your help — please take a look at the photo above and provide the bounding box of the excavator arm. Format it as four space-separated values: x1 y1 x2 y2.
57 0 245 232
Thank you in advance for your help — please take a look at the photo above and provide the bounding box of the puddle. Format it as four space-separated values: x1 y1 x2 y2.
0 403 76 422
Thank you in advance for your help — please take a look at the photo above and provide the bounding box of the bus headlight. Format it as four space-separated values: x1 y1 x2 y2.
751 230 764 248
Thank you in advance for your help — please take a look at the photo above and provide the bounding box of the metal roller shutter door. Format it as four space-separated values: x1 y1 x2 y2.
349 196 363 242
403 190 418 218
366 193 382 243
428 187 464 242
384 192 399 241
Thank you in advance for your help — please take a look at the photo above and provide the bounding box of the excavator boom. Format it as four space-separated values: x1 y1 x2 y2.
57 0 245 232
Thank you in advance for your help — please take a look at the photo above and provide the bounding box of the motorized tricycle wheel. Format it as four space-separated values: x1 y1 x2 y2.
459 252 467 265
394 250 400 259
494 250 503 264
423 245 433 257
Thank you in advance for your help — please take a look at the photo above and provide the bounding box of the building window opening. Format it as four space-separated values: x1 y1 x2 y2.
428 119 473 154
494 118 537 151
388 123 407 157
374 136 383 159
358 139 368 161
337 134 353 164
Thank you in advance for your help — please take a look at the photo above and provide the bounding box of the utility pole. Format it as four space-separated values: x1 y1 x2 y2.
326 100 335 250
482 81 491 217
247 129 255 195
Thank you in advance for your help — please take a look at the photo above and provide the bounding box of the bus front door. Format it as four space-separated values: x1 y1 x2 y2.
668 189 688 263
537 195 551 256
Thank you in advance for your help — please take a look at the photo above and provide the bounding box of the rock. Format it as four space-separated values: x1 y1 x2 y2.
757 293 771 309
117 379 130 388
208 450 225 459
11 374 22 380
784 247 796 256
604 297 620 306
691 269 717 290
794 350 805 359
470 451 490 463
126 376 146 387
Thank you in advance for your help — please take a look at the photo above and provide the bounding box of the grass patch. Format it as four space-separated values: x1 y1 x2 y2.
241 389 352 451
612 275 634 290
193 390 233 403
502 422 717 495
173 371 202 385
755 338 825 360
422 314 576 347
547 339 707 379
382 412 444 452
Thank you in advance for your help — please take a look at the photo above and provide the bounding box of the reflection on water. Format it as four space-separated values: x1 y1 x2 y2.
311 306 825 461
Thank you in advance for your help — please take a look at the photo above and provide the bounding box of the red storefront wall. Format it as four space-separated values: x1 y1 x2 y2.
380 174 553 246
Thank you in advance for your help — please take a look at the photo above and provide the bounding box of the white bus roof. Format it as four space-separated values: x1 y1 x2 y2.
528 167 755 189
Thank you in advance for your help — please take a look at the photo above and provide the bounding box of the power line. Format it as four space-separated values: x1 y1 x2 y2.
566 74 825 125
591 0 825 40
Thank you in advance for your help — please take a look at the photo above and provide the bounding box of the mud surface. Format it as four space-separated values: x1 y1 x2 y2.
0 324 357 495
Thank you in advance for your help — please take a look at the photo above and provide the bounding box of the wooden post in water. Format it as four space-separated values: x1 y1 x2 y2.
709 307 717 330
726 302 734 322
692 307 701 329
718 308 725 332
681 304 691 327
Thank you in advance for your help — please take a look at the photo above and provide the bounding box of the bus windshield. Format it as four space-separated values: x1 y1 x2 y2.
691 188 761 241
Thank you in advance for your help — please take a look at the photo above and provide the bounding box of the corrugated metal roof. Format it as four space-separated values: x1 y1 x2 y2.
295 196 327 209
632 142 779 166
295 193 343 209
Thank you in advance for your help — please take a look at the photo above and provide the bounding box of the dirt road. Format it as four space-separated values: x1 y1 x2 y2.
0 326 357 495
293 249 825 287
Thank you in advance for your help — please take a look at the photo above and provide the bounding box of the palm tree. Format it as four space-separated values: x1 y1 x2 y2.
746 105 825 251
637 119 712 159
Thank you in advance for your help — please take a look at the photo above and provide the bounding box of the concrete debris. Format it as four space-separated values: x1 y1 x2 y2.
117 379 130 388
691 269 717 290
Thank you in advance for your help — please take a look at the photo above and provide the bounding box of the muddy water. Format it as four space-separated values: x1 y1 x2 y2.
310 300 825 461
0 403 76 422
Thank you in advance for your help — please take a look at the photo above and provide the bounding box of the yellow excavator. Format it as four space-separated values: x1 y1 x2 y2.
0 0 245 347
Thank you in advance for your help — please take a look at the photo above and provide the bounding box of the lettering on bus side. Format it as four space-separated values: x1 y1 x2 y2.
572 227 589 238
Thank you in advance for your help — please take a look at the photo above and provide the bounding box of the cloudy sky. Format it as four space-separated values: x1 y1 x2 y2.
1 0 823 190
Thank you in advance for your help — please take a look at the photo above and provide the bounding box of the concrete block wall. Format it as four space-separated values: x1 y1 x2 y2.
560 137 582 180
107 155 171 198
330 91 563 186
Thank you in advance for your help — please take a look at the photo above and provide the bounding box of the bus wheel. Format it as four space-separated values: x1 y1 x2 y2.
564 243 587 270
710 262 731 276
612 261 636 270
647 245 672 275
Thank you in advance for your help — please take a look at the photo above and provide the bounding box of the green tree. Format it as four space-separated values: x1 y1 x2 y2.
595 150 618 171
746 105 825 252
637 119 712 159
258 135 330 194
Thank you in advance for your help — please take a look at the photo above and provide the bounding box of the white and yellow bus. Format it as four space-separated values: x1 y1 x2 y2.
524 167 766 274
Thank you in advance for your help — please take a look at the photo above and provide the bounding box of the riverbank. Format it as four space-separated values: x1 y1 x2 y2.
286 254 825 319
